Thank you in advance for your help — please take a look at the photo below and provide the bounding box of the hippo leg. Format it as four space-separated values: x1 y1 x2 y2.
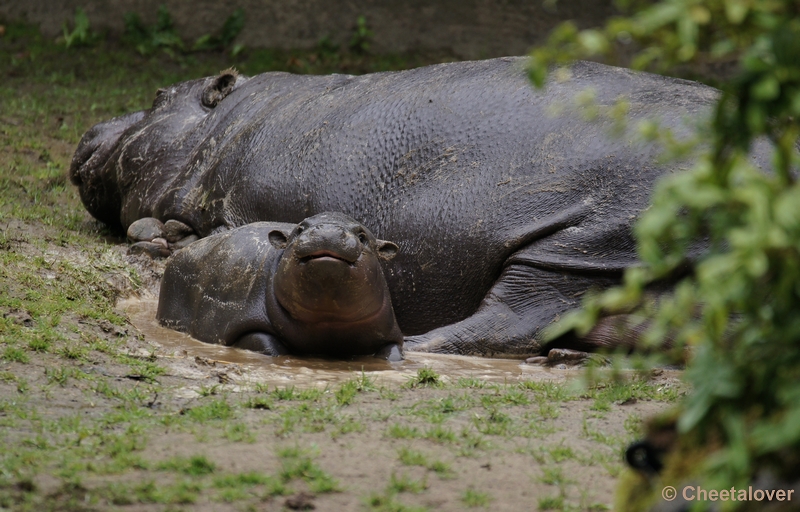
546 313 656 353
373 343 404 362
231 332 289 356
404 264 621 357
525 348 610 367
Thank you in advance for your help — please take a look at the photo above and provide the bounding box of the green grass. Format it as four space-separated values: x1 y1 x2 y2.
0 19 684 511
423 425 457 443
198 384 220 397
365 492 430 512
277 446 340 493
547 444 578 463
273 401 347 436
538 494 565 511
473 408 514 436
243 395 273 409
1 346 29 363
388 472 428 494
184 399 234 422
397 447 452 476
388 423 421 439
224 422 256 443
157 455 216 476
212 471 285 493
462 487 492 507
405 367 442 388
365 469 433 512
336 372 377 405
539 467 568 486
582 379 681 403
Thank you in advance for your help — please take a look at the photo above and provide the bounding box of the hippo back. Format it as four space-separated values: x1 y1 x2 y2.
124 59 739 337
157 222 293 345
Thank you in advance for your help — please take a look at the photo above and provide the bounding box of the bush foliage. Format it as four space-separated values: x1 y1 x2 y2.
123 5 244 56
529 0 800 503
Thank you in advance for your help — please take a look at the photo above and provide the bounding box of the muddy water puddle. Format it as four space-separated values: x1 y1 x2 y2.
119 296 580 389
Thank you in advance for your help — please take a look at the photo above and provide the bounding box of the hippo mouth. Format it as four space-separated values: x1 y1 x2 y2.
300 250 356 265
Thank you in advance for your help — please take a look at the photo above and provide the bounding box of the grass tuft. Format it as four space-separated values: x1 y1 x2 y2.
405 367 442 388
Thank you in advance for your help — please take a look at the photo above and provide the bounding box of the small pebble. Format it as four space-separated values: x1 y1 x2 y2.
525 356 548 365
284 492 315 510
127 217 165 242
128 241 170 259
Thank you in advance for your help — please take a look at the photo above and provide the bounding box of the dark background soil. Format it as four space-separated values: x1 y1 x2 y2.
0 0 618 59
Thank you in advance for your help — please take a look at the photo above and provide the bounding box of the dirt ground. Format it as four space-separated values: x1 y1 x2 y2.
0 22 682 511
0 217 684 512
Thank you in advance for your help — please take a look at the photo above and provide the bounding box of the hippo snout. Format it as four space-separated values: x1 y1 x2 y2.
292 224 362 264
69 111 146 186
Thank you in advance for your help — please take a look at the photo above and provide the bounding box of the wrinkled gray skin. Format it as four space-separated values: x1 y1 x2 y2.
157 212 404 359
70 58 765 357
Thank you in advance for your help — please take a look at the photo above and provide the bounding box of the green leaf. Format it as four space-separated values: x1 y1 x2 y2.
724 0 749 24
679 349 741 433
577 30 610 55
752 406 800 453
220 8 245 46
527 52 550 89
192 34 214 51
527 0 800 494
156 5 174 32
750 75 780 101
635 2 683 32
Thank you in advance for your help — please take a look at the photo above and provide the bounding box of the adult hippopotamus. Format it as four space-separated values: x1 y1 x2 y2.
157 212 404 359
69 58 749 357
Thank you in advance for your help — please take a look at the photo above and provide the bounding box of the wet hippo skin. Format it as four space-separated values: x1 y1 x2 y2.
70 58 770 357
157 213 403 360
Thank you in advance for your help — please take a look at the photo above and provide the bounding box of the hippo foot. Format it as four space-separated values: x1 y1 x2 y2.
373 343 404 362
403 334 452 353
525 348 609 367
231 332 289 356
127 217 199 257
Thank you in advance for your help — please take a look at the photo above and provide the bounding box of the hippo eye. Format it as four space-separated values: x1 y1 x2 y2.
358 232 368 244
295 226 305 235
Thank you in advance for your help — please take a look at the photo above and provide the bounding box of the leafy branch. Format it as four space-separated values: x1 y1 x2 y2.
530 0 800 500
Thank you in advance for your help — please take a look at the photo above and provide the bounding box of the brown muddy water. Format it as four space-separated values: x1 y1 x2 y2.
119 297 581 389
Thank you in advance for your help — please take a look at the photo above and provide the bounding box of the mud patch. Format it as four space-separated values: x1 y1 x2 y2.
120 296 585 389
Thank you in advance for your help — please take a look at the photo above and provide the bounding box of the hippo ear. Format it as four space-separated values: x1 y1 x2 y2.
268 229 289 249
376 240 399 260
201 71 238 108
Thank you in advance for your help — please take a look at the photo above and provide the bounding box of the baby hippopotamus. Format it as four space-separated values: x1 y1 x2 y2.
156 212 404 360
